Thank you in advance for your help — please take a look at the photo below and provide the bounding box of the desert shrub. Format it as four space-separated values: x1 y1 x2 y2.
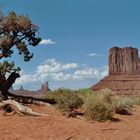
97 89 134 115
54 89 83 114
46 88 93 106
112 97 134 115
134 98 140 105
98 88 114 104
76 88 95 102
84 94 113 121
46 88 134 120
46 88 72 100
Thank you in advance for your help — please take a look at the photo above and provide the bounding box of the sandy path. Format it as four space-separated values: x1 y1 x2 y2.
0 104 140 140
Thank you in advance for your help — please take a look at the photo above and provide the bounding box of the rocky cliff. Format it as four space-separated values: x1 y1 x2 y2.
109 47 140 75
92 47 140 97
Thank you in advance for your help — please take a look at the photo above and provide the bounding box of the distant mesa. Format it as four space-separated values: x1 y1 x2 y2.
92 47 140 97
10 82 50 98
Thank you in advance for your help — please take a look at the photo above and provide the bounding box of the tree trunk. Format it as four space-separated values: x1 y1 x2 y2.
0 72 50 116
1 72 20 100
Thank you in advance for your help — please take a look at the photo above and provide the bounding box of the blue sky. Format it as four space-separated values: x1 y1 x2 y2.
1 0 140 90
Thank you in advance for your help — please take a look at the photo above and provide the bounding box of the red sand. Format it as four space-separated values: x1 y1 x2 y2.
0 104 140 140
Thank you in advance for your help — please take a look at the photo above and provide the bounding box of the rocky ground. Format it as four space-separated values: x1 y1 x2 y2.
0 104 140 140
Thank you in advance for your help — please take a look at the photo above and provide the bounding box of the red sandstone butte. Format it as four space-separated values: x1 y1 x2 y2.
92 47 140 97
109 47 140 75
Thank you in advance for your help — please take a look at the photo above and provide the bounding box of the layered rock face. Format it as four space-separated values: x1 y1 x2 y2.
92 47 140 97
109 47 140 75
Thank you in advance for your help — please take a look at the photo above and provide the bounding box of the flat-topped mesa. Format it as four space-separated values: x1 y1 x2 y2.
109 47 140 75
92 46 140 97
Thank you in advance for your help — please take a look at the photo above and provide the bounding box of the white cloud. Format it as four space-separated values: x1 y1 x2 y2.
40 39 56 45
15 59 79 85
73 66 108 80
51 73 72 81
73 68 99 80
36 59 78 74
87 53 102 57
15 72 40 85
14 59 108 89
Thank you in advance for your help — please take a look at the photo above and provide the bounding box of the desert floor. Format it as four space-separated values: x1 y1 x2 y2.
0 104 140 140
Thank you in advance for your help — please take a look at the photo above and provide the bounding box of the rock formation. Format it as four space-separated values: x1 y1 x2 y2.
92 47 140 97
109 47 140 75
10 82 50 98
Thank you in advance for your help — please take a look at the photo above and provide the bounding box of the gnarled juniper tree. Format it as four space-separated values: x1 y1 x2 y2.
0 11 47 116
0 11 41 100
0 11 41 61
0 61 20 80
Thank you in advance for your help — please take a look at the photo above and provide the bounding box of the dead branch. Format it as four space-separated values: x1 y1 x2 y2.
0 100 47 116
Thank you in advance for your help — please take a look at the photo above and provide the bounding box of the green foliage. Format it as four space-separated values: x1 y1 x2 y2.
97 89 134 115
83 89 134 121
47 88 83 113
76 88 94 102
46 88 72 100
134 98 140 105
84 94 113 121
46 88 134 121
97 89 114 104
112 97 134 115
0 11 41 61
0 61 20 79
56 89 83 112
46 88 93 104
